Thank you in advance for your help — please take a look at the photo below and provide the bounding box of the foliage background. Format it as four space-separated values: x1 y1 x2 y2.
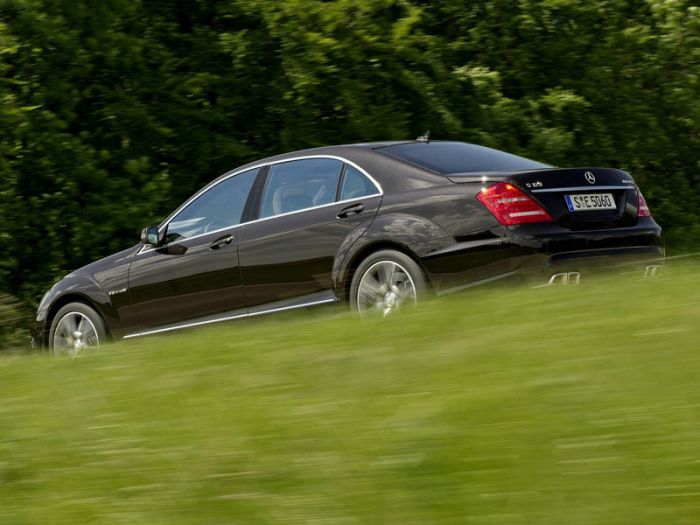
0 0 698 307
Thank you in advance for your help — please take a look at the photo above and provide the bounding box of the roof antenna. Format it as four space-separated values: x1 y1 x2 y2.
416 130 430 143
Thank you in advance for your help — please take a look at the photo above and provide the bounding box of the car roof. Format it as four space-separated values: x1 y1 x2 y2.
240 141 415 165
214 141 453 195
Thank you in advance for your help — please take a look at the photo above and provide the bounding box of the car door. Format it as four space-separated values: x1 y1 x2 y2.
122 168 259 332
238 158 382 309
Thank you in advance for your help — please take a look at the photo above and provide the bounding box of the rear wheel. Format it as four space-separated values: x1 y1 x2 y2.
350 250 428 318
49 302 106 356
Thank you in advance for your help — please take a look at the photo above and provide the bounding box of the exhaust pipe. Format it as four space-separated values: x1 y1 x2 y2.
644 265 662 278
547 272 581 286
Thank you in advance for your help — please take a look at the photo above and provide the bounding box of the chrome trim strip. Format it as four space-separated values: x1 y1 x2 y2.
122 297 337 339
247 297 336 318
436 271 517 296
663 252 699 260
509 210 548 217
138 192 382 256
531 185 635 193
137 154 383 256
425 238 506 258
163 154 382 227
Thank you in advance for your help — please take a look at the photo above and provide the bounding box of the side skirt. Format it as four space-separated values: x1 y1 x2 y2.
123 291 338 339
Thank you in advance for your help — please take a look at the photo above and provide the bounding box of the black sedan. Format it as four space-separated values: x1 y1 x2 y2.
33 140 664 353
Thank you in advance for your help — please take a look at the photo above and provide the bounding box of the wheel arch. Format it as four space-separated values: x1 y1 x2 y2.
43 293 110 347
339 241 432 302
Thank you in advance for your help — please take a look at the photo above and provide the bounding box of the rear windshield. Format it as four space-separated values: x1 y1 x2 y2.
378 141 552 174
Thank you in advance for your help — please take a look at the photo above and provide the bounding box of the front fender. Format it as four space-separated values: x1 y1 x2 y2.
34 246 135 344
34 273 112 345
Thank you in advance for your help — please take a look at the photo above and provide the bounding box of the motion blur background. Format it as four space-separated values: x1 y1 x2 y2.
1 3 700 522
0 0 698 338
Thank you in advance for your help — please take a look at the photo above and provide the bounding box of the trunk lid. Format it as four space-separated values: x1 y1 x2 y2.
448 167 641 228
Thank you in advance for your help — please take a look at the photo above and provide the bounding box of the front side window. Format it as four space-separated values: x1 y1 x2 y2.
339 165 378 200
260 158 342 218
165 168 258 243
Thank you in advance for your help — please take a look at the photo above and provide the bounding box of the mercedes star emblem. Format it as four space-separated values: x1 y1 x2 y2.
584 171 596 184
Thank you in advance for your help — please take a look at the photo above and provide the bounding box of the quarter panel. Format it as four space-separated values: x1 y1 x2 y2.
339 183 539 293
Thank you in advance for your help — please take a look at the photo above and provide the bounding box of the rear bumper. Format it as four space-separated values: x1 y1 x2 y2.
514 219 664 281
421 219 664 292
517 245 664 284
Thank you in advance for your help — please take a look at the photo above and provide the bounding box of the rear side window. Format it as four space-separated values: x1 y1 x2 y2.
379 141 551 174
340 165 378 200
260 158 343 218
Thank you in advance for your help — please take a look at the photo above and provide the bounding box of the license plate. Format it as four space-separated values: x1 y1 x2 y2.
564 193 616 212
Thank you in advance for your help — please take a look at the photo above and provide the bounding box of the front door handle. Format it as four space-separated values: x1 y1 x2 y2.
337 203 364 219
210 234 234 250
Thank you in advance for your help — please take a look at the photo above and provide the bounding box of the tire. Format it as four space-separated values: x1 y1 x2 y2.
49 302 107 356
350 249 428 317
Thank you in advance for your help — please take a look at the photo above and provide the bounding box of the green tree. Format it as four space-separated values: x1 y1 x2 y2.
0 0 698 312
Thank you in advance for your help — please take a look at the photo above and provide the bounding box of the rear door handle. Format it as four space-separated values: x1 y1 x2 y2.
210 234 234 250
337 203 364 218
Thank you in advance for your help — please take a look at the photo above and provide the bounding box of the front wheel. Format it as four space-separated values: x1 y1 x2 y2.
350 250 428 318
49 302 107 356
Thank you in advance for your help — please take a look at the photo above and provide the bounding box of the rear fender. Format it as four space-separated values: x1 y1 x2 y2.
333 213 451 297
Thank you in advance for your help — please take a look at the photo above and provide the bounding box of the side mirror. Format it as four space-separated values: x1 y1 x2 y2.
140 226 161 246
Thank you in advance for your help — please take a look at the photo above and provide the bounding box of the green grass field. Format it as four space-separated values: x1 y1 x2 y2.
1 265 699 524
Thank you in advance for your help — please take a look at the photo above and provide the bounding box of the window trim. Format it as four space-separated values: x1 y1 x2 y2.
161 166 259 246
338 163 381 202
335 163 348 202
258 157 344 220
137 155 383 256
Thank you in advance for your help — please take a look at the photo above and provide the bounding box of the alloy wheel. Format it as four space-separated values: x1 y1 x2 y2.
52 312 99 356
356 260 417 318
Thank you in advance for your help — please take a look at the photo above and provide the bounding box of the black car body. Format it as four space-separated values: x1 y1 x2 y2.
34 141 664 348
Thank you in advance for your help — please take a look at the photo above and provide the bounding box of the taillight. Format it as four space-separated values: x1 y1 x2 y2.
476 182 553 226
637 188 651 217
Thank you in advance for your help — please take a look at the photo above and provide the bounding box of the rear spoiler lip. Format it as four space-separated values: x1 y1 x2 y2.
446 167 632 184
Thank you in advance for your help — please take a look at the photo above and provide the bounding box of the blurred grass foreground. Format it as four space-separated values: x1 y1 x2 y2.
1 265 699 524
